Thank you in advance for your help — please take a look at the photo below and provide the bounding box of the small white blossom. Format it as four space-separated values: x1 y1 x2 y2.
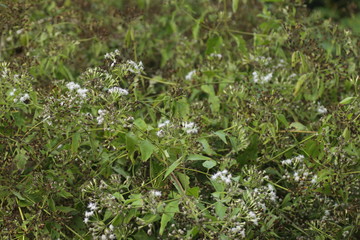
211 169 232 184
100 234 107 240
156 129 165 138
317 105 327 114
108 87 129 96
311 175 318 184
210 53 222 59
97 110 107 125
85 211 94 217
185 70 196 81
87 202 97 211
76 88 88 98
19 93 30 102
150 190 162 197
126 60 144 74
66 82 80 91
83 217 89 224
9 88 16 96
158 120 170 128
182 122 198 134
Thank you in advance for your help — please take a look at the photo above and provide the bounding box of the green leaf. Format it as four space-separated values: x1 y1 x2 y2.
14 148 28 170
139 140 155 162
163 159 182 180
202 160 217 169
187 154 212 161
198 138 216 155
339 96 356 105
276 114 289 128
293 74 308 96
186 187 200 198
71 132 81 155
134 118 148 131
215 202 227 219
289 122 308 131
48 198 56 212
56 206 78 214
160 200 179 235
206 35 223 55
126 132 138 163
232 0 239 12
214 130 228 144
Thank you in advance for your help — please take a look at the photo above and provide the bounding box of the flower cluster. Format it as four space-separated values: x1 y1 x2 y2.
13 92 30 103
181 121 198 134
156 120 171 137
108 87 129 96
84 202 98 224
211 169 232 184
97 109 107 125
126 60 144 74
66 81 88 98
281 155 318 185
252 71 273 84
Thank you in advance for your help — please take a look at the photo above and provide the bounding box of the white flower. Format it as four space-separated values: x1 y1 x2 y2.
311 175 318 184
156 129 165 138
9 88 16 96
87 202 97 211
108 87 129 96
210 53 222 59
150 190 162 197
248 211 258 225
211 169 232 184
252 71 260 83
158 120 170 128
182 122 198 134
83 217 89 224
109 225 114 231
109 234 116 240
19 93 29 102
263 72 273 83
76 88 88 98
66 82 80 91
317 105 327 114
185 70 196 81
100 234 107 240
97 110 107 125
85 211 94 217
126 60 144 74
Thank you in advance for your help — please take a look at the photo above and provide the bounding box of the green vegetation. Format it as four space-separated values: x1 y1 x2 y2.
0 0 359 239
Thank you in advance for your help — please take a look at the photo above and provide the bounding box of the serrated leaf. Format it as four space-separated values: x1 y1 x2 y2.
163 159 182 180
139 140 155 162
215 202 227 220
214 130 227 144
186 187 200 198
160 200 179 235
14 149 28 170
134 118 148 131
206 35 223 55
198 138 216 155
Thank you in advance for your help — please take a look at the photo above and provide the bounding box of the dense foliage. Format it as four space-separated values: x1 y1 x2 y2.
0 0 359 239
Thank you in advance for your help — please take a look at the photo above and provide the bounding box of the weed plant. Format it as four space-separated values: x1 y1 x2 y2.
0 0 359 239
